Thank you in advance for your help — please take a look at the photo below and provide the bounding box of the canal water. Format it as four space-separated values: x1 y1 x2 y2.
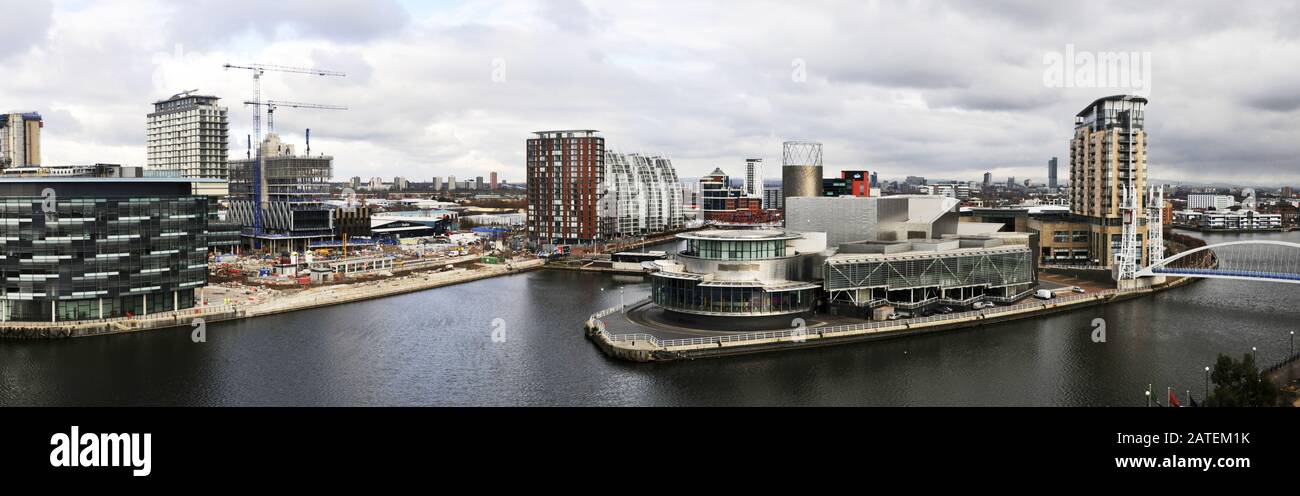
1 231 1296 406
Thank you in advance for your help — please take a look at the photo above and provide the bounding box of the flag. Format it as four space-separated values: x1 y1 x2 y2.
1168 388 1181 408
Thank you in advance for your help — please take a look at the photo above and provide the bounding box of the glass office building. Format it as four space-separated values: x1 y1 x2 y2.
0 178 213 321
651 230 818 317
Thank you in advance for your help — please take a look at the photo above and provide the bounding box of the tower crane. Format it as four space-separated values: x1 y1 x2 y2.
223 63 345 247
242 100 348 136
222 63 345 145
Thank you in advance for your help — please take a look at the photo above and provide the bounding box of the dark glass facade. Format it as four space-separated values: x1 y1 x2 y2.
652 230 815 317
0 180 209 321
652 278 813 316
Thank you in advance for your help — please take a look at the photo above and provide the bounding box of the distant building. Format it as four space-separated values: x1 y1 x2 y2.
700 167 763 222
147 92 228 179
762 187 784 211
1173 210 1282 231
447 175 456 191
983 172 992 189
1048 156 1058 189
0 112 42 169
490 171 498 190
430 176 441 191
1188 194 1234 210
526 130 604 245
743 158 764 198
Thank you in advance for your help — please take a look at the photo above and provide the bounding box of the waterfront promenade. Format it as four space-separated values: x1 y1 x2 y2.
0 258 544 339
585 277 1198 362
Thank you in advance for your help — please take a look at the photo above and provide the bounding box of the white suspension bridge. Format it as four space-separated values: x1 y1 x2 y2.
1117 185 1299 285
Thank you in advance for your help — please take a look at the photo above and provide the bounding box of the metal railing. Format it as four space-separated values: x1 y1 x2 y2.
590 290 1119 351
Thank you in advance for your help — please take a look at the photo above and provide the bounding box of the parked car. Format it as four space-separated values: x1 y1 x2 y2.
972 301 993 310
1071 286 1086 294
937 306 954 314
1034 289 1055 300
886 313 902 320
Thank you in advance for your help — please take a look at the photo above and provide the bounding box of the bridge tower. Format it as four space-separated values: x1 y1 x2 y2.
1147 185 1165 267
1113 185 1140 282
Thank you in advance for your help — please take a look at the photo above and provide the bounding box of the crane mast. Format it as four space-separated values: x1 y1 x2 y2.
223 63 346 247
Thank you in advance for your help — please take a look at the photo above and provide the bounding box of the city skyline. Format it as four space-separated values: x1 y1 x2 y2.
3 1 1300 186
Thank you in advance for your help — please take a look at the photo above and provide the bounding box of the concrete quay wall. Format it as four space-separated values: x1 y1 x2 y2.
589 276 1199 363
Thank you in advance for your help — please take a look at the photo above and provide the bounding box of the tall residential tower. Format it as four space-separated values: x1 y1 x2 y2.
1069 95 1149 269
526 130 605 246
147 92 229 179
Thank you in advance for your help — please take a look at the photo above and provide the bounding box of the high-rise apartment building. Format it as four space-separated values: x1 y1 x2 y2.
743 158 764 198
1068 95 1150 267
526 130 604 245
1048 156 1059 189
983 172 992 189
147 92 229 179
0 112 42 169
602 151 683 236
490 171 498 190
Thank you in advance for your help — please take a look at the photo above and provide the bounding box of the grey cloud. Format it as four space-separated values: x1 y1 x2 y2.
6 0 1300 186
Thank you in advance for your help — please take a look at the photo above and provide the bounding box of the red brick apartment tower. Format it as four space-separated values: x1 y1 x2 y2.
527 130 605 247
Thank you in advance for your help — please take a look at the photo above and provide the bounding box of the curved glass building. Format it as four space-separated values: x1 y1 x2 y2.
651 229 819 317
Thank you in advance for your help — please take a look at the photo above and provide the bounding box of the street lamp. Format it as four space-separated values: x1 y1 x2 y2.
1291 331 1295 359
1204 366 1210 400
1145 388 1151 407
1252 346 1258 365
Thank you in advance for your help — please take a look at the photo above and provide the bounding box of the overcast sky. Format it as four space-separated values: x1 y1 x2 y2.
2 0 1298 186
